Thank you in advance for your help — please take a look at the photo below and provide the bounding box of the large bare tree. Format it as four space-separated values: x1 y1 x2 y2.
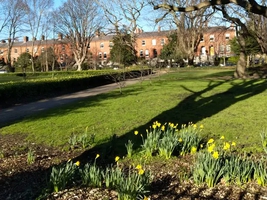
97 0 147 63
23 0 53 72
154 0 213 65
52 0 103 71
0 0 27 72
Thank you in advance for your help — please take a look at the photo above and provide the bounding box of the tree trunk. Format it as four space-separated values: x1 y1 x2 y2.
234 51 247 78
76 61 82 71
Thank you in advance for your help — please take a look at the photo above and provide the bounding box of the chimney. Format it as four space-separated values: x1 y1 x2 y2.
41 35 45 41
23 36 28 43
95 30 100 37
58 33 63 40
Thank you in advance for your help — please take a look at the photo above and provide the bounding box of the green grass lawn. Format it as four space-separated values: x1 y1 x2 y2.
1 67 267 153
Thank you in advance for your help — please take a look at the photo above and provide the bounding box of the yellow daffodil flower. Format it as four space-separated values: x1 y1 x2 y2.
136 164 142 169
223 142 230 150
193 124 197 129
178 138 183 142
220 136 225 140
161 125 165 131
138 168 145 175
207 138 214 144
134 130 138 135
208 143 215 153
152 124 157 129
75 161 80 166
212 151 219 159
95 154 100 159
231 141 236 146
200 124 204 129
115 156 120 162
191 146 197 154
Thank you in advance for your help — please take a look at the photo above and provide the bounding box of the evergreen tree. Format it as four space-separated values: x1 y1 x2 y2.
110 34 136 66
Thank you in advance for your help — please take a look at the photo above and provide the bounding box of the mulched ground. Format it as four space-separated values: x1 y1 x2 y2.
1 134 267 200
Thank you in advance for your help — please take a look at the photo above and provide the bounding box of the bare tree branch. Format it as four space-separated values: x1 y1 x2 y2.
153 0 267 17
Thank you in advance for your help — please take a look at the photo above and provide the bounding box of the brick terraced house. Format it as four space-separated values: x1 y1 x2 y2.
0 26 235 70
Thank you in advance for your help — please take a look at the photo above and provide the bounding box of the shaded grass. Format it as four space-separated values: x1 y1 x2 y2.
1 67 267 153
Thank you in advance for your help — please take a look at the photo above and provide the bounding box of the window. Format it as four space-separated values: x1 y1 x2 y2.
219 45 225 53
152 39 156 46
225 34 230 40
145 50 149 57
41 47 45 53
161 38 165 45
14 48 18 53
140 50 143 57
62 45 65 51
99 52 102 59
200 37 204 42
209 35 214 42
13 58 16 62
109 42 113 48
142 40 146 46
100 43 104 48
26 48 29 53
104 52 107 59
226 45 231 53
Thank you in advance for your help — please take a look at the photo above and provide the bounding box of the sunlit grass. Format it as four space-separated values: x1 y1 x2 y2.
1 67 267 153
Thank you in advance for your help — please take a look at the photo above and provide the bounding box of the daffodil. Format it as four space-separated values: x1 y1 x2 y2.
161 125 165 131
208 143 215 153
220 136 225 140
157 122 161 127
169 123 174 128
191 146 197 154
200 124 204 129
115 156 120 162
138 168 145 175
152 124 157 129
193 124 197 129
212 151 219 159
136 164 142 169
207 138 214 144
178 138 183 142
134 130 138 135
143 196 149 200
95 154 100 159
223 142 230 150
75 161 80 166
200 144 204 148
231 141 236 146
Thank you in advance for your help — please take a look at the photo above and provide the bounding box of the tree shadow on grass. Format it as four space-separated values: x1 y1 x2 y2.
1 78 267 199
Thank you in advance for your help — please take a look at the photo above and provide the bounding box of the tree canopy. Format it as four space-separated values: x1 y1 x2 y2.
110 34 137 66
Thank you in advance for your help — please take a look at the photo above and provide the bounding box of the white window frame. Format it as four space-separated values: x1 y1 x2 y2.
209 35 214 42
140 50 143 57
161 38 165 45
152 39 156 46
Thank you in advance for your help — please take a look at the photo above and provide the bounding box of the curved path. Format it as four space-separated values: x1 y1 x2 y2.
0 72 163 128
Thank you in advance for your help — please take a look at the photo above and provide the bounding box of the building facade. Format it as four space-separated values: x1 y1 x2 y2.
0 26 236 70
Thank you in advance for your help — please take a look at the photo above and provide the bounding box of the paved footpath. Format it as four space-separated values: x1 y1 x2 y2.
0 74 160 128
